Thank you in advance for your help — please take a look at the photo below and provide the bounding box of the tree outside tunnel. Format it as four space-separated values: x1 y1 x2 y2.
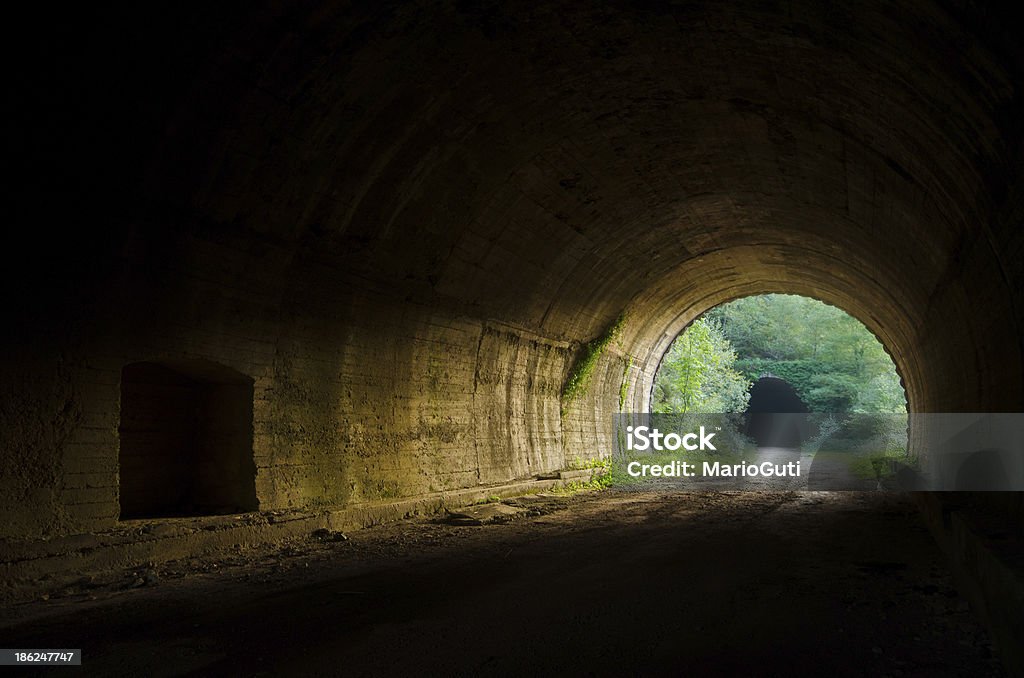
653 294 907 417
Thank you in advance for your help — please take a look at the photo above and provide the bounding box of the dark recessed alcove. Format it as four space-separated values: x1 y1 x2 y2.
118 360 257 519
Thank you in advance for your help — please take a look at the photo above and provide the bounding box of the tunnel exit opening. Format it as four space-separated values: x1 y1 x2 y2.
644 294 911 489
650 293 908 421
118 360 258 519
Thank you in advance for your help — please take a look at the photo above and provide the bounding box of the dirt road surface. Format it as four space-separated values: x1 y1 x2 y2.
0 491 1004 677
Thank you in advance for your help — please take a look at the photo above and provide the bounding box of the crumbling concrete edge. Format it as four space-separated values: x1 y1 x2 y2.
0 477 571 603
913 492 1024 678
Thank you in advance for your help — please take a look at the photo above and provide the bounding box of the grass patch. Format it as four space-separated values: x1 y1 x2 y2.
552 458 613 495
564 457 611 471
839 446 915 481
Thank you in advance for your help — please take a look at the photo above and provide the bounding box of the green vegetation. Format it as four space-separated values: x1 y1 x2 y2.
653 295 906 414
847 446 916 482
618 356 633 411
707 295 905 413
552 458 614 495
803 413 912 477
652 317 751 413
564 457 612 471
562 313 627 413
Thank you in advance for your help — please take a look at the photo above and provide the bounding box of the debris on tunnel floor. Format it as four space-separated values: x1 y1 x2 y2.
442 503 528 525
0 491 1006 677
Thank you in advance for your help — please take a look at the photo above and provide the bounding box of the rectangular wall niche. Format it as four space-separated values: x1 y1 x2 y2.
118 360 258 519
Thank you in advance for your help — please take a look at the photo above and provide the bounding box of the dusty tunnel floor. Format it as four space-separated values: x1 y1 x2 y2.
0 491 1005 677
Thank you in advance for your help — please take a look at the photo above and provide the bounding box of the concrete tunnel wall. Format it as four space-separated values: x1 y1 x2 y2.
2 0 1022 539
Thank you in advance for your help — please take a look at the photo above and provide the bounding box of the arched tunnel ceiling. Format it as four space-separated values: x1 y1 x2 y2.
15 1 1020 380
51 10 1021 332
97 0 1018 409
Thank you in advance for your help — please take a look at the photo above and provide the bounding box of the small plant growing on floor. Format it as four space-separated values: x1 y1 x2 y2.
553 458 613 495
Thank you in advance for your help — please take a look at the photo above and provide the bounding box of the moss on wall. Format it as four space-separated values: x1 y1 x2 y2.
561 313 626 414
618 355 633 411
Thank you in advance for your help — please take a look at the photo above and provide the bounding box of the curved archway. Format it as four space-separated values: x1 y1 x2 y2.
646 292 908 416
594 284 919 464
1 0 1021 538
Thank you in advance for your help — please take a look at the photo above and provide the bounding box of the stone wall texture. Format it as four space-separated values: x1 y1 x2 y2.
3 0 1022 538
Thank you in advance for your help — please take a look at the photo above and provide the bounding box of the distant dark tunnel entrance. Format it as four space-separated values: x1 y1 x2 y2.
744 377 809 447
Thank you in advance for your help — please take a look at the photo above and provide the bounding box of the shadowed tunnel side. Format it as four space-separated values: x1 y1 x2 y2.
2 0 1023 637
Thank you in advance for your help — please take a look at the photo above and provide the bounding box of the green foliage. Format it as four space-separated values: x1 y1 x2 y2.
562 313 627 412
552 459 613 495
801 414 843 454
653 294 906 415
851 372 906 414
803 413 912 484
707 295 906 414
565 457 612 471
652 318 751 413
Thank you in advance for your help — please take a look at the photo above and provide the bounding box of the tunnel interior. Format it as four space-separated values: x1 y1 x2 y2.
2 1 1023 672
0 0 1018 534
0 0 1018 537
118 361 257 519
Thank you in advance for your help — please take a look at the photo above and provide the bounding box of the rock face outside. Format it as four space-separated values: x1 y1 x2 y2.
2 1 1023 541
